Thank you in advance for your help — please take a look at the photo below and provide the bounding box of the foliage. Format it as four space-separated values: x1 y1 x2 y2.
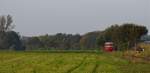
22 37 44 50
0 15 14 33
96 32 106 47
79 31 101 49
22 23 148 51
0 15 147 51
6 31 24 50
99 23 148 50
23 33 81 50
0 15 24 50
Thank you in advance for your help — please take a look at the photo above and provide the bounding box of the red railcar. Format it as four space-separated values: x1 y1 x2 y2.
104 42 113 52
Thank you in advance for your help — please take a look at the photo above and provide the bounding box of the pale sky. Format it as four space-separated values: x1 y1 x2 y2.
0 0 150 36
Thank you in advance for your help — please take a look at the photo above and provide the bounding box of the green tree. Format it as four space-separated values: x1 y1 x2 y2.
100 23 148 50
24 37 44 50
0 15 23 50
80 31 101 50
6 31 24 50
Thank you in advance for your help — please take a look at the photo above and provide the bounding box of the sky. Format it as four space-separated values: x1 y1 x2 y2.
0 0 150 36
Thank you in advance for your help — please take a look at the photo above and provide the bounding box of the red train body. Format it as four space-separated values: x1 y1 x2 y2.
104 42 113 52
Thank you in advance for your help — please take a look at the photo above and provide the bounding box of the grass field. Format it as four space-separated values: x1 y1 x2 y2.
0 51 149 73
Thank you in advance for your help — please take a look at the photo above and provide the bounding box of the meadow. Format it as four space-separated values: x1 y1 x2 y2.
0 51 149 73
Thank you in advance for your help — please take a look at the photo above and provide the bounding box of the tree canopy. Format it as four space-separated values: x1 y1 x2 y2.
100 23 148 50
0 15 23 50
0 15 148 51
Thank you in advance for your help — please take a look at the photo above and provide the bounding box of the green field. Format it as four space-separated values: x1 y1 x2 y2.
0 51 149 73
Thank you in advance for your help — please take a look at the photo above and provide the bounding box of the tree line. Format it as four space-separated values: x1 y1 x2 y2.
22 33 81 50
0 15 149 51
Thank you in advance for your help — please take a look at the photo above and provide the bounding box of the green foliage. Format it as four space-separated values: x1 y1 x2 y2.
22 23 148 51
96 34 106 47
0 15 24 50
80 31 102 50
97 23 148 50
6 31 24 50
24 33 81 50
23 37 44 50
0 31 24 50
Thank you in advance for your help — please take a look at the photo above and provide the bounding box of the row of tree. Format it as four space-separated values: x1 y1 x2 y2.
97 24 148 50
23 23 148 51
0 15 149 51
22 33 81 50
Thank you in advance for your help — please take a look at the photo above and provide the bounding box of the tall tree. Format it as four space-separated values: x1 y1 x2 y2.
0 15 14 33
0 15 23 50
100 23 148 50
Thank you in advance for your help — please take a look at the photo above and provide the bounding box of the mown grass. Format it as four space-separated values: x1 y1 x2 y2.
0 51 149 73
